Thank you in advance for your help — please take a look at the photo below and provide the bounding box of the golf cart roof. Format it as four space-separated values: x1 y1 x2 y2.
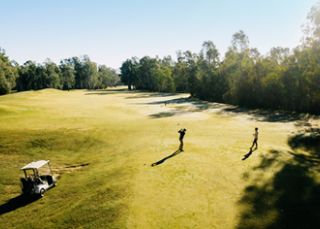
21 160 50 170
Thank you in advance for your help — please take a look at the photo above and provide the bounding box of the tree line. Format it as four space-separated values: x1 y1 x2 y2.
120 3 320 114
1 3 320 114
0 53 120 94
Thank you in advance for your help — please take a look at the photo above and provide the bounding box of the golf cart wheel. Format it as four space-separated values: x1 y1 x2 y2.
40 188 45 197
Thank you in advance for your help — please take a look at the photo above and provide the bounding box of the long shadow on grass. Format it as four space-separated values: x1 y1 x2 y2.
151 149 182 167
241 147 257 161
146 97 223 111
126 92 178 99
88 89 316 123
84 88 130 95
85 89 177 97
237 125 320 229
149 111 176 119
142 96 313 123
145 97 225 119
0 195 40 216
222 107 311 123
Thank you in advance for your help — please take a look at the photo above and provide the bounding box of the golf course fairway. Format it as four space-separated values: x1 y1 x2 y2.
1 88 319 229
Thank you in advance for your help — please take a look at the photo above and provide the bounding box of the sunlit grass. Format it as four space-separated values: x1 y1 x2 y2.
0 88 318 228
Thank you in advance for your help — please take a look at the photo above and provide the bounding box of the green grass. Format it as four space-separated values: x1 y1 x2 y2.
0 88 319 228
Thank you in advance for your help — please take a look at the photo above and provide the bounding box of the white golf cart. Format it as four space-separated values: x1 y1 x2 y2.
20 160 56 197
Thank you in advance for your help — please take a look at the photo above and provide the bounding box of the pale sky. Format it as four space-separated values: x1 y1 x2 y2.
0 0 318 69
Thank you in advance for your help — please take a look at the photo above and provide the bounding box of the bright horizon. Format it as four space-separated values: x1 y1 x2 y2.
1 0 318 69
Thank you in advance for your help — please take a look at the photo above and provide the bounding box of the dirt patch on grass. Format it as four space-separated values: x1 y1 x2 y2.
53 163 90 178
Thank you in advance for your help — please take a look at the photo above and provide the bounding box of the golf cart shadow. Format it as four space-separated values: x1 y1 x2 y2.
0 194 40 216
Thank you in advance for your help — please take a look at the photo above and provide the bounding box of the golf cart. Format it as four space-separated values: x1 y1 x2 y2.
20 160 56 197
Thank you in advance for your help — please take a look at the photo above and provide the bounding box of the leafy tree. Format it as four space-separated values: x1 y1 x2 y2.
173 51 189 92
183 51 200 97
16 61 37 91
98 65 120 88
81 58 99 89
71 56 99 89
0 48 18 95
43 60 61 89
231 30 249 52
196 41 226 101
60 59 75 90
120 58 139 90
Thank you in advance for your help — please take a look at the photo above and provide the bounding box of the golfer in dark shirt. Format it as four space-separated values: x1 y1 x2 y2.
178 128 186 151
251 127 258 150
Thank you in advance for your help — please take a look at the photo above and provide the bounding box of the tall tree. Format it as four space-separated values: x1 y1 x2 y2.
0 48 17 95
16 61 38 91
43 60 61 89
120 58 138 90
60 59 75 90
98 65 120 88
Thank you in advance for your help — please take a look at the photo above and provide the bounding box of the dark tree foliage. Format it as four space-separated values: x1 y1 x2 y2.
120 58 139 90
59 59 75 90
98 65 120 88
13 56 119 92
120 56 175 92
0 48 17 95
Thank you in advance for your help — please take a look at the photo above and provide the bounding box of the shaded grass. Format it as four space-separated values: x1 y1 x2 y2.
237 125 320 229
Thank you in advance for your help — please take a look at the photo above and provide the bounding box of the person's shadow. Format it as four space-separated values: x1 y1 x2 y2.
151 149 182 166
242 147 257 161
0 194 40 216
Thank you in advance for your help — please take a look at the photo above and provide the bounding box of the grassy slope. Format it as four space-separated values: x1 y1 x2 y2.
0 88 319 229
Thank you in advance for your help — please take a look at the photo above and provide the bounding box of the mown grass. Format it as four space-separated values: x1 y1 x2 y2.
0 88 319 229
0 89 137 228
0 127 132 228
